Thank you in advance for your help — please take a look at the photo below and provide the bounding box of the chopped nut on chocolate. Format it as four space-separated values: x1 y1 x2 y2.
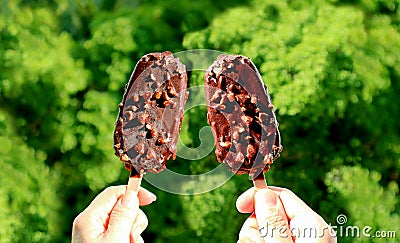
232 131 239 140
219 141 232 148
250 95 257 104
153 91 162 100
227 93 235 102
120 153 130 162
167 86 177 97
150 73 156 81
134 143 146 154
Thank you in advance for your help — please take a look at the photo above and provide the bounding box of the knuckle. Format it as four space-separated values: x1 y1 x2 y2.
136 209 149 228
263 214 287 228
72 212 85 231
279 187 293 194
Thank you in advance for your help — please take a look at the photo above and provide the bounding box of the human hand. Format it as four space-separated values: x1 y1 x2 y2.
72 185 157 243
236 186 336 243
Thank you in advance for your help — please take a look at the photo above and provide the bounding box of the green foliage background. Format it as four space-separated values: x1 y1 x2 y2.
0 0 399 242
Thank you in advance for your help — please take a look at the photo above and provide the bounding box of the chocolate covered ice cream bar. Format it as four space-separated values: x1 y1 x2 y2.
204 54 282 178
114 52 188 174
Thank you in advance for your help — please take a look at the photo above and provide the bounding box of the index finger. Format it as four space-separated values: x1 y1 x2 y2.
83 186 155 216
236 187 256 213
138 187 157 206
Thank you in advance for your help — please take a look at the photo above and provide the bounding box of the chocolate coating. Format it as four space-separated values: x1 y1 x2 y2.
114 52 188 174
204 54 282 178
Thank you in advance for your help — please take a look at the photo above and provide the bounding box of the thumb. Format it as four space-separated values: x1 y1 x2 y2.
254 189 292 243
105 189 139 241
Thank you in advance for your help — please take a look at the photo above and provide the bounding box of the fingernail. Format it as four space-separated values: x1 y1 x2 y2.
121 190 138 209
150 193 157 202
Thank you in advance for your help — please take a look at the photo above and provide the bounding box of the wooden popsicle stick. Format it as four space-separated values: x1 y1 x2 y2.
127 169 142 193
252 172 267 190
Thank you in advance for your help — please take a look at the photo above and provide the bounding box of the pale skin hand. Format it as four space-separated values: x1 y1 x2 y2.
72 186 157 243
237 186 337 243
